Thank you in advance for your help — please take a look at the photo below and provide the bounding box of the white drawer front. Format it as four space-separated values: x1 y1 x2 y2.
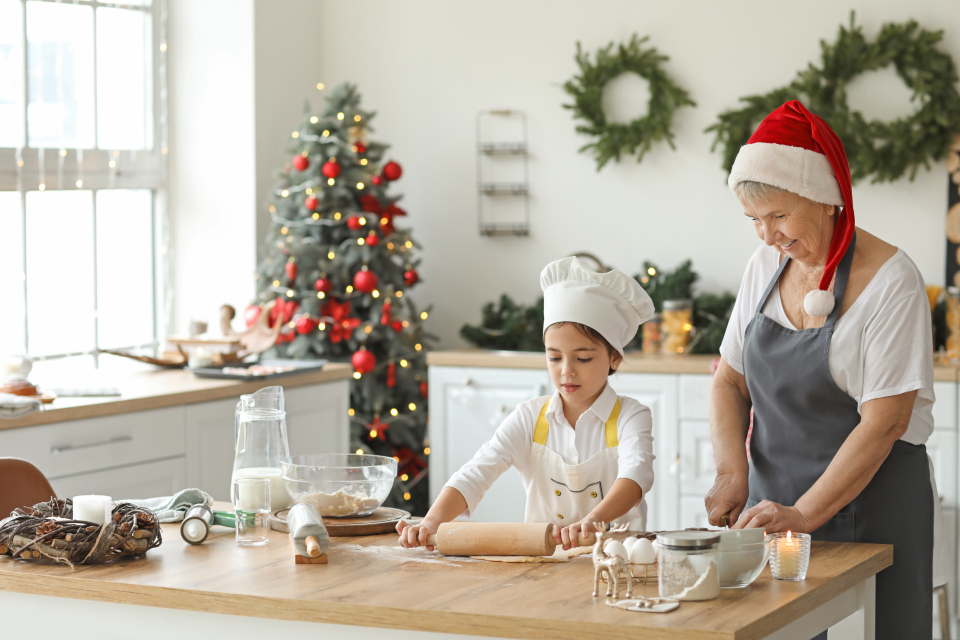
927 429 958 505
50 456 187 500
679 374 712 420
0 406 186 481
932 381 957 429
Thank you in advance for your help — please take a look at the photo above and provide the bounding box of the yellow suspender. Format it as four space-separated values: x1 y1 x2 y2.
533 399 620 447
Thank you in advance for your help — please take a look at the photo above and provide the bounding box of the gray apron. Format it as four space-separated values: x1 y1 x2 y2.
743 233 933 640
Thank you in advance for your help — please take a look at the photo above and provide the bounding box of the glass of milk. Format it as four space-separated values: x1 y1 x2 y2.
233 478 271 546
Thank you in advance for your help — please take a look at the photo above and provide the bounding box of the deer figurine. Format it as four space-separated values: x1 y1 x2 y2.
592 523 633 599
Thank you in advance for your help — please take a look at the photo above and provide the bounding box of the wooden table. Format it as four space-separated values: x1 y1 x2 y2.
0 522 890 640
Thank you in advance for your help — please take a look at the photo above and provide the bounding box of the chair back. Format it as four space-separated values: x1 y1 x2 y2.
0 458 56 518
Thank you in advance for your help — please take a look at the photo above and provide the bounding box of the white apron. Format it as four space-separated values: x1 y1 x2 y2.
523 398 646 529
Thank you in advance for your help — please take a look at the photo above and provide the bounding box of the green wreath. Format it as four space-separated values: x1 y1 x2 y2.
563 34 695 171
707 13 960 184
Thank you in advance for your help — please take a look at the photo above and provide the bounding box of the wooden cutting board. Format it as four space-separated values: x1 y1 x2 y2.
268 507 411 536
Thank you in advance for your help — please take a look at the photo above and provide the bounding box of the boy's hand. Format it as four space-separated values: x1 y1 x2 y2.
397 518 439 551
553 519 602 551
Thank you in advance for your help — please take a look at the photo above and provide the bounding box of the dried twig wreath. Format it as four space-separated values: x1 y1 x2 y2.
0 498 162 567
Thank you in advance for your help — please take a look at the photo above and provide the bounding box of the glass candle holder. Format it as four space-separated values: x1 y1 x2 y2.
768 532 811 581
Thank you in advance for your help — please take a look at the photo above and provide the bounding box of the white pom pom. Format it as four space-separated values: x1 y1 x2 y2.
804 289 835 317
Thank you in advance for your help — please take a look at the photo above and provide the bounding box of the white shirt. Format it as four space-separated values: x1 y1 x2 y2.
720 242 945 586
444 383 655 518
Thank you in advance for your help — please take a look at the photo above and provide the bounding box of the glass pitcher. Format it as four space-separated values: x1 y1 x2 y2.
231 386 292 511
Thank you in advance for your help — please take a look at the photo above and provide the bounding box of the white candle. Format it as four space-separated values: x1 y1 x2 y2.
73 495 112 524
778 531 801 576
188 348 213 369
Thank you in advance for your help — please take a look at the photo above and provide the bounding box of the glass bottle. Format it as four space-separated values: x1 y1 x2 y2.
231 386 291 511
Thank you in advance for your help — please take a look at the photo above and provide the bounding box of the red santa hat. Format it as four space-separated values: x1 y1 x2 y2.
727 100 854 317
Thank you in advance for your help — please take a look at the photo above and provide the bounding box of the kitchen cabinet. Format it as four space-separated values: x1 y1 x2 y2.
0 375 350 503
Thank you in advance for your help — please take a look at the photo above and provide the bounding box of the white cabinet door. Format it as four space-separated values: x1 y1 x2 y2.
611 373 679 531
284 381 351 456
679 419 716 500
933 381 957 430
428 366 549 523
928 429 958 505
679 374 712 421
679 495 712 529
50 457 187 500
185 397 237 502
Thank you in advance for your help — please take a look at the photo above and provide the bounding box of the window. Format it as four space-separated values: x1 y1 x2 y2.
0 0 166 368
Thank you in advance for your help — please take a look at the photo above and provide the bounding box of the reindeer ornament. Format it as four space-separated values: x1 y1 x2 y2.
592 523 633 599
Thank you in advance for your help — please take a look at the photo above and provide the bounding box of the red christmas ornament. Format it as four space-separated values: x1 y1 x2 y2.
371 175 384 186
365 231 380 247
346 215 364 231
292 154 309 172
380 299 392 325
305 195 319 211
295 315 316 335
352 348 376 374
270 297 300 327
367 415 389 441
285 261 298 281
391 319 403 333
322 160 341 179
353 268 378 293
420 381 429 399
403 269 419 286
386 362 396 388
354 143 367 154
383 161 403 181
244 305 261 328
314 276 333 293
277 330 296 344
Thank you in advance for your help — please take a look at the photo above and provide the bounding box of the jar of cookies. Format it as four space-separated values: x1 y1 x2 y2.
661 300 693 355
642 313 662 354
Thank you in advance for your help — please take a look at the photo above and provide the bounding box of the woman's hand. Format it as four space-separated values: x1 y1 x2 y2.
553 519 602 550
397 518 439 551
732 500 814 533
705 471 749 527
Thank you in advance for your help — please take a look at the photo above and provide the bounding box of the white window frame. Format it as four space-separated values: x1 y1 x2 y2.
0 0 168 364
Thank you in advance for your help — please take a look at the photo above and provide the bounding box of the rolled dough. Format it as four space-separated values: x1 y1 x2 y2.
472 545 594 563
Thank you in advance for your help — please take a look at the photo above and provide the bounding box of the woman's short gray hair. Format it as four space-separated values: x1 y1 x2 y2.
733 181 790 204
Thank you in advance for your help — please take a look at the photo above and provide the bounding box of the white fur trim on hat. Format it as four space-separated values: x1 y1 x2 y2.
803 289 835 317
541 257 655 354
728 142 844 207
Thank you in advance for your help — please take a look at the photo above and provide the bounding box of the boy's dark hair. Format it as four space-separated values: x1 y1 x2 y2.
544 322 619 375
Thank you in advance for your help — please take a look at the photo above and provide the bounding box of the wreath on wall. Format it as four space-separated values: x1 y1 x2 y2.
563 34 696 171
707 13 960 184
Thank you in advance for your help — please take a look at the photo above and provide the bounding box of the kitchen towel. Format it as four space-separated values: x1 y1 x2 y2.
120 488 215 523
0 392 42 419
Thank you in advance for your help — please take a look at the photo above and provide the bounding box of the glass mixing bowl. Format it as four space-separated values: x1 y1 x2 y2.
718 541 770 588
281 454 397 517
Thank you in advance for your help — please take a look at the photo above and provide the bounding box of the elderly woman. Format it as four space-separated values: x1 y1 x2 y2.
704 101 942 639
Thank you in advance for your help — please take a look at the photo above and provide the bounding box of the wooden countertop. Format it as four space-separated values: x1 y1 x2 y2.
0 364 352 431
429 349 960 381
0 523 891 640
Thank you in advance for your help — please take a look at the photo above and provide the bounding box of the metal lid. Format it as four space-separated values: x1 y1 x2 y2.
662 299 692 310
657 530 720 549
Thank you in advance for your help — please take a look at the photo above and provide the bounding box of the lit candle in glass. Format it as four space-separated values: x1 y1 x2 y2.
770 531 811 581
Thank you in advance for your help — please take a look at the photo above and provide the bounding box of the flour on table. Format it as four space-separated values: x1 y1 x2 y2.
471 545 593 563
298 491 380 517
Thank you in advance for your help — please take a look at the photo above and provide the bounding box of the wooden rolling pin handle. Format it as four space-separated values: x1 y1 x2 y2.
425 534 438 547
305 535 321 558
578 532 597 547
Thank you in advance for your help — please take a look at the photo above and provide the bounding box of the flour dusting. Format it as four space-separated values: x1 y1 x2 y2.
298 491 380 517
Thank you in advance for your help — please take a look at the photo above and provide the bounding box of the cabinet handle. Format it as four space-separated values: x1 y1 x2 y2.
50 435 132 455
462 378 472 387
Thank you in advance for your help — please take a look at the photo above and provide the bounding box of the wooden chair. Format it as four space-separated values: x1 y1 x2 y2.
0 458 56 518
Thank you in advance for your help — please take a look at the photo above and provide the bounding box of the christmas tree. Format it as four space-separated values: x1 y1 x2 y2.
247 83 435 514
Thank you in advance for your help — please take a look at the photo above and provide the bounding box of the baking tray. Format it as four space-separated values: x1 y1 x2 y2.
187 359 328 381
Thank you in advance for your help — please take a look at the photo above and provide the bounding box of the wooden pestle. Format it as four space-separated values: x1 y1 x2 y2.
422 522 597 556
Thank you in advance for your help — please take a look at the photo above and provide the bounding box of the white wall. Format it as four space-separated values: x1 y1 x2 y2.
307 0 960 349
167 0 256 335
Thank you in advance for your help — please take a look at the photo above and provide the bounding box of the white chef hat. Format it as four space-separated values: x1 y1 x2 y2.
541 257 655 355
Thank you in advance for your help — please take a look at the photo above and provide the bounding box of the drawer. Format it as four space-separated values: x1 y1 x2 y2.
679 374 712 420
0 406 186 481
50 456 187 500
932 382 957 429
927 428 958 505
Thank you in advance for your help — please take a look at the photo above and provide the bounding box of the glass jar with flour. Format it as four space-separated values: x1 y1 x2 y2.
657 531 720 601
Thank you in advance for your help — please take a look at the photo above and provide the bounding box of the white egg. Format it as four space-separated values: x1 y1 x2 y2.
651 539 659 558
603 539 628 560
629 538 656 564
622 537 638 553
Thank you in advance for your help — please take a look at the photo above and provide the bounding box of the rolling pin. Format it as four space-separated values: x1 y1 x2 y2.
423 522 597 556
287 503 329 558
